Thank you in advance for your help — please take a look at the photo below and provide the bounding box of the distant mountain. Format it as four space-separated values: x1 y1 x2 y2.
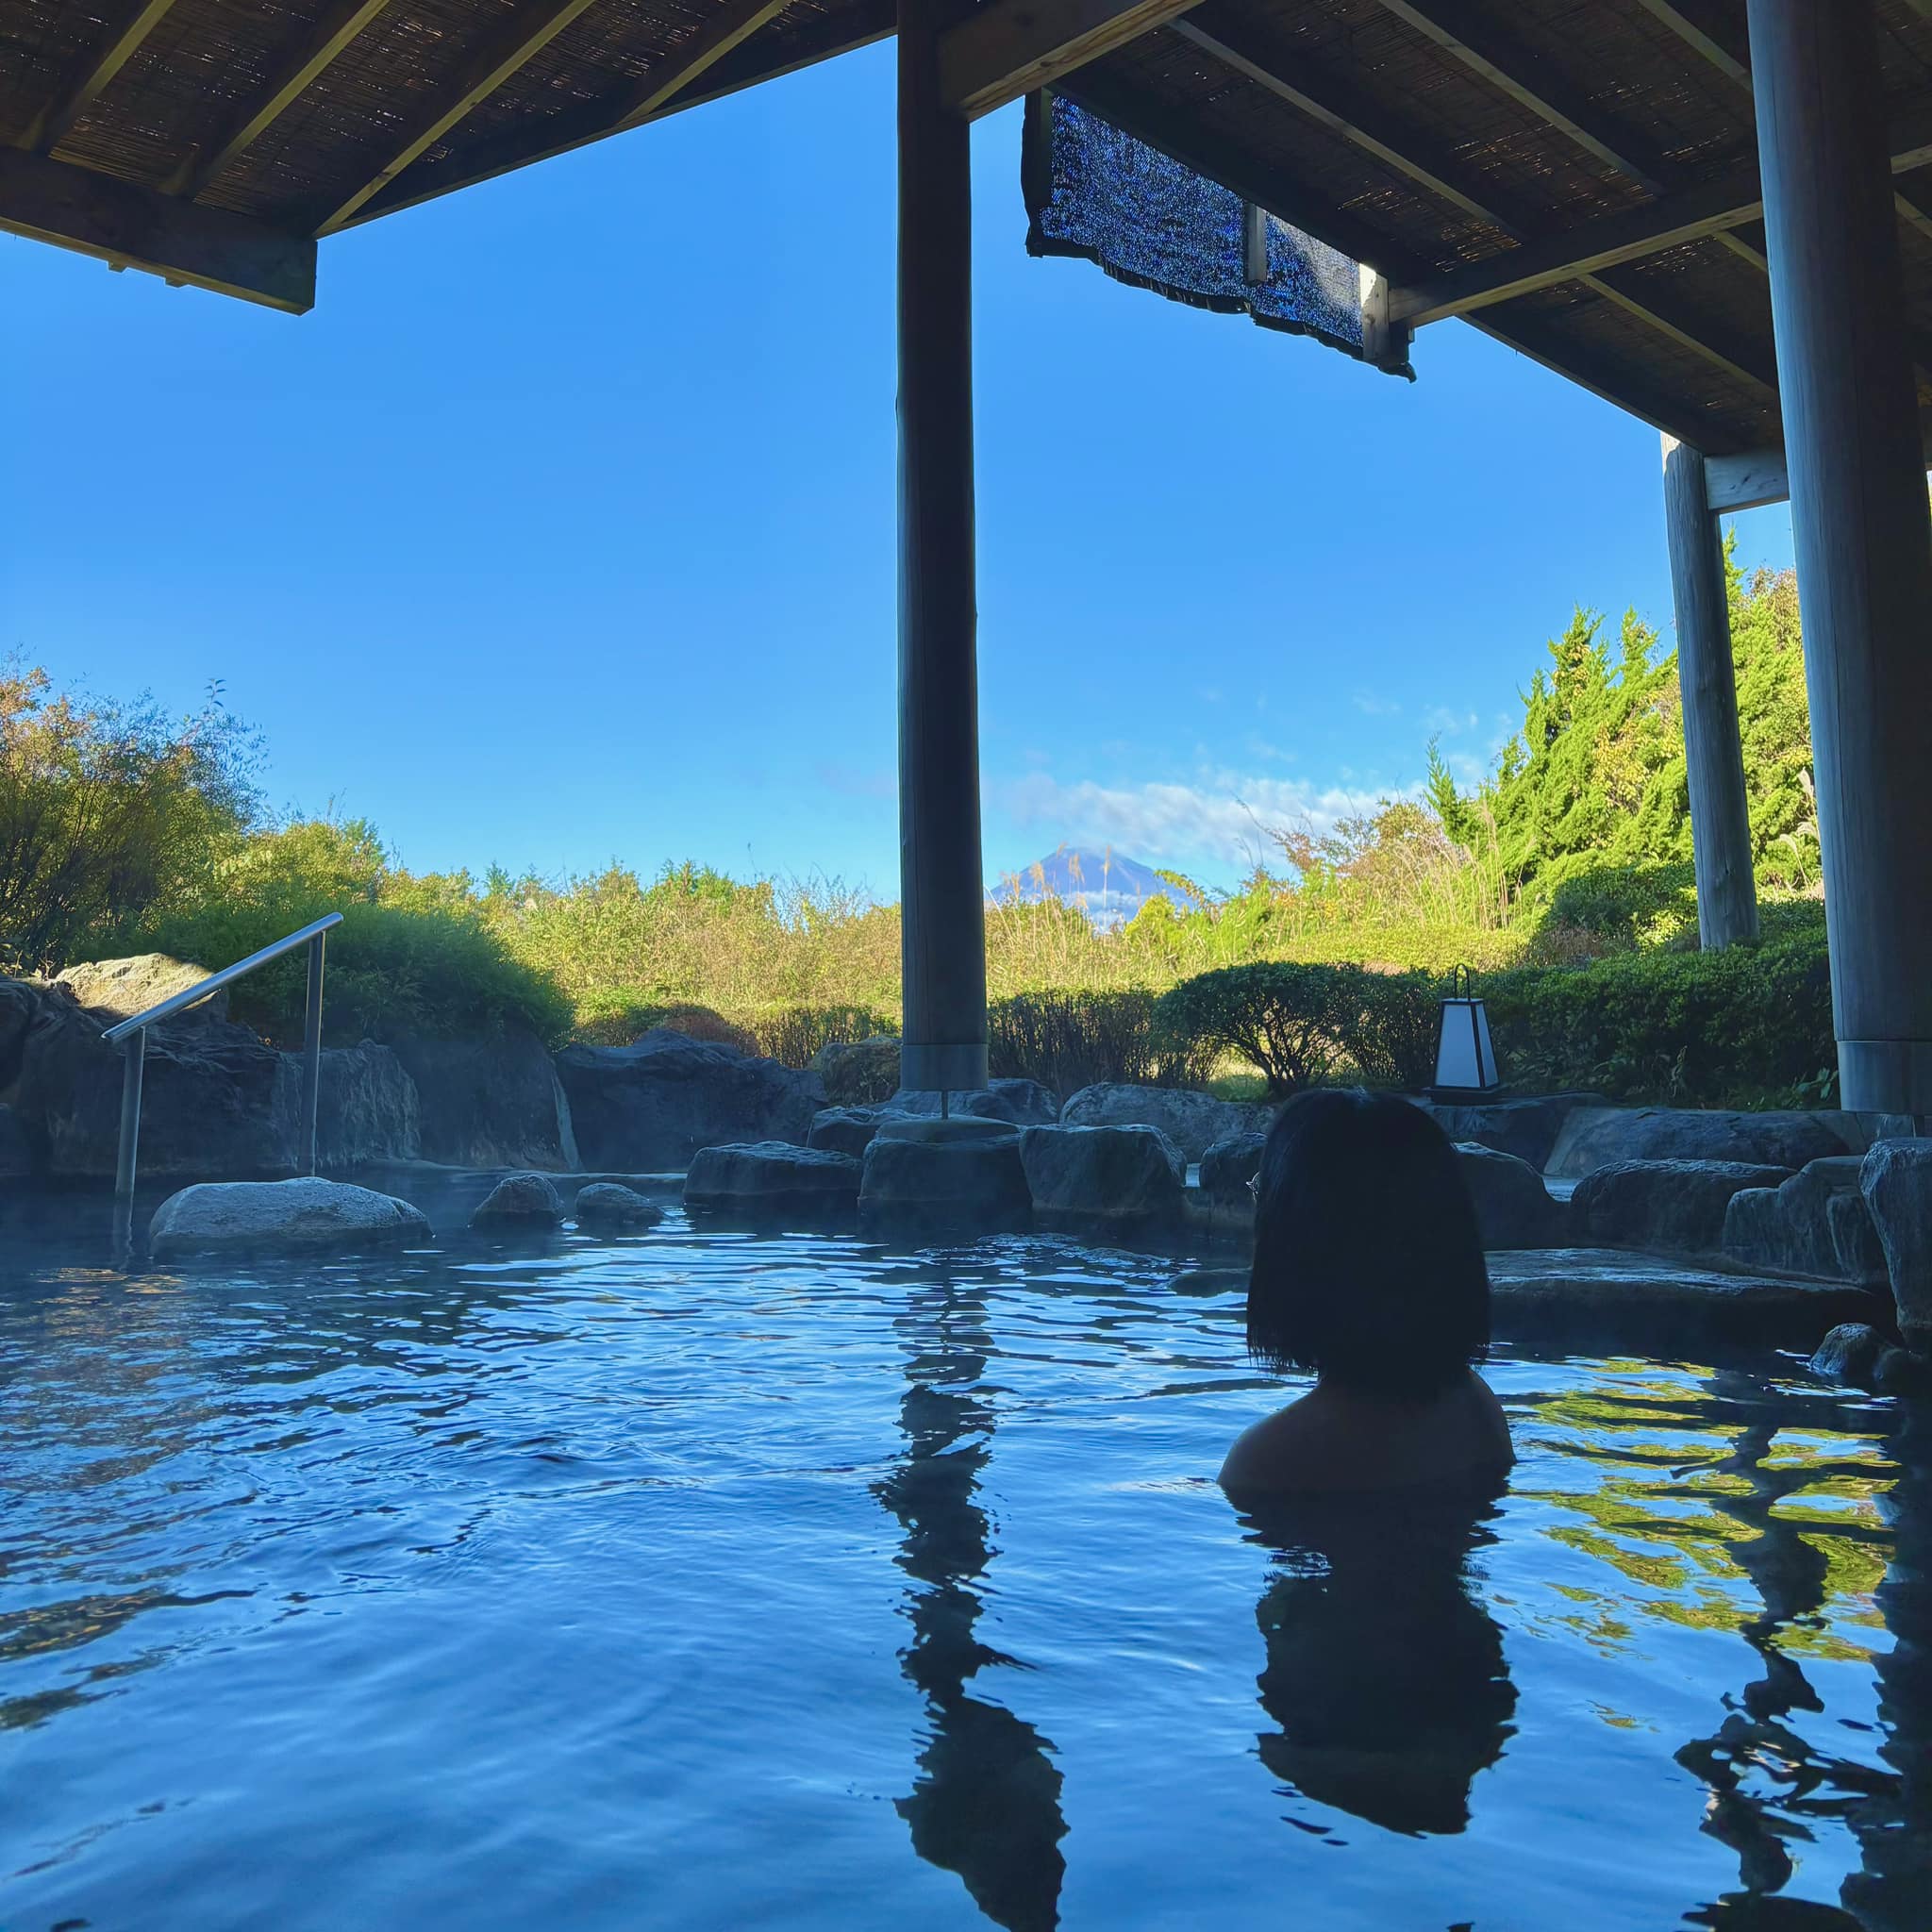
991 846 1173 930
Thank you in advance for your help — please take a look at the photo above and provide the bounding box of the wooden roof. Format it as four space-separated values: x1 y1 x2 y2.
7 0 1932 458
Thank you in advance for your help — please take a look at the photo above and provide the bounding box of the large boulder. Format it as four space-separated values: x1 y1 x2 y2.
1547 1106 1856 1180
150 1177 430 1260
812 1036 902 1107
555 1028 824 1171
1200 1131 1268 1202
1723 1157 1889 1287
1 975 419 1177
1572 1159 1794 1257
54 954 228 1026
1456 1143 1564 1249
1415 1092 1605 1171
859 1127 1031 1226
0 1103 31 1179
1018 1123 1185 1222
470 1171 564 1227
1059 1083 1269 1162
573 1182 663 1230
685 1141 862 1215
1862 1139 1932 1347
388 1024 578 1170
808 1106 891 1160
888 1079 1058 1127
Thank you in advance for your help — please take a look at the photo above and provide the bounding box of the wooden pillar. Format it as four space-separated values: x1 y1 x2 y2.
1661 435 1758 951
896 0 988 1093
1746 0 1932 1113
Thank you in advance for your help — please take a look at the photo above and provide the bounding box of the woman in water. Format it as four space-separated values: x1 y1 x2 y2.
1220 1088 1514 1496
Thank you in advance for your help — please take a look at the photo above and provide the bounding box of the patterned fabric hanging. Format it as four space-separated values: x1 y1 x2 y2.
1022 92 1413 378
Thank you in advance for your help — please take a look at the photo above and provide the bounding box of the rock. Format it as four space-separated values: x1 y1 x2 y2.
888 1079 1059 1127
555 1028 824 1171
1199 1131 1268 1202
1874 1345 1932 1396
1546 1106 1856 1180
1486 1248 1880 1348
1018 1124 1185 1222
0 975 418 1178
1724 1157 1890 1286
808 1106 890 1160
150 1177 430 1260
1059 1083 1269 1162
53 954 229 1026
812 1036 902 1107
388 1024 579 1170
1171 1266 1247 1297
286 1042 422 1169
1810 1322 1891 1385
1415 1092 1605 1171
859 1127 1031 1226
470 1171 564 1227
1572 1159 1794 1256
1456 1142 1564 1249
0 1103 30 1179
1863 1140 1932 1347
685 1141 862 1214
573 1182 663 1230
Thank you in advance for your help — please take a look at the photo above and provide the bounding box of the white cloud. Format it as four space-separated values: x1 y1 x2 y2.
1424 705 1481 737
994 767 1415 868
1352 689 1402 716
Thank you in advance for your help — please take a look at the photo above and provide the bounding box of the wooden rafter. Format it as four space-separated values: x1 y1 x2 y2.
313 0 608 235
175 0 391 199
1389 96 1932 327
1372 0 1669 195
1628 0 1750 90
344 0 810 228
0 145 313 310
1173 8 1776 396
25 0 182 154
939 0 1205 121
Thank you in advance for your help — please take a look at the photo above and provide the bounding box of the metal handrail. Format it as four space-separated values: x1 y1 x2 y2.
107 911 342 1262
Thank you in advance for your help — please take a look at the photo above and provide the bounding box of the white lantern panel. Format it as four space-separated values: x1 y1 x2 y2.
1434 999 1499 1091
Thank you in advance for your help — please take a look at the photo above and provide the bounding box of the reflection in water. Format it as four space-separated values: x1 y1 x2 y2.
1243 1491 1516 1838
875 1274 1067 1932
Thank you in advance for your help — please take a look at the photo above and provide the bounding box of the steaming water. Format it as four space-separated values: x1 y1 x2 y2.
2 1212 1928 1929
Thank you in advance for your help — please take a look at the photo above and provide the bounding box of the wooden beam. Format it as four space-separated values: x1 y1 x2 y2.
939 0 1204 121
1630 0 1752 91
313 0 606 235
26 0 182 153
0 146 313 311
1373 0 1670 194
1703 445 1789 513
345 0 812 227
1174 7 1776 394
1388 93 1932 327
175 0 391 199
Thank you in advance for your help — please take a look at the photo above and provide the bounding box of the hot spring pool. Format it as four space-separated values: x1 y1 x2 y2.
2 1208 1928 1930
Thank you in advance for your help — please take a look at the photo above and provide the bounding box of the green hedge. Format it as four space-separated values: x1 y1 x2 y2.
990 990 1217 1094
1479 931 1834 1106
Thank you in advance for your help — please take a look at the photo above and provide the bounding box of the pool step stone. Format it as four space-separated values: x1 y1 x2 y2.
685 1141 862 1216
1018 1123 1186 1223
150 1177 431 1261
858 1122 1030 1228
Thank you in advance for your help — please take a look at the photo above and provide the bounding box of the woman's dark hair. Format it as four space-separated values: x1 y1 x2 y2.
1247 1088 1489 1398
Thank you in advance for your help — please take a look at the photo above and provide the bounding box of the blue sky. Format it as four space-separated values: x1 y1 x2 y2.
3 40 1793 900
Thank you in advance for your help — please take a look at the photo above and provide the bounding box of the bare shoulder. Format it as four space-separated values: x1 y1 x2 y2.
1218 1396 1335 1492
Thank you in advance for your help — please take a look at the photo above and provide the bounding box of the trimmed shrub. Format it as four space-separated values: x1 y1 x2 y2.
1345 971 1444 1091
1154 963 1358 1098
990 990 1215 1094
1480 932 1833 1106
746 1005 897 1069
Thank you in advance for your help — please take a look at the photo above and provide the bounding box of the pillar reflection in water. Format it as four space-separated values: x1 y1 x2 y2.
1244 1491 1516 1839
875 1275 1066 1932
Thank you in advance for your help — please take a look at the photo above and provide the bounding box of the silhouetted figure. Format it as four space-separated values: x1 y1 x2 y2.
1242 1487 1516 1838
1221 1090 1514 1496
876 1280 1067 1932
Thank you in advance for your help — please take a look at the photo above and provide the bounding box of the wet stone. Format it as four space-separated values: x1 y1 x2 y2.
470 1172 564 1227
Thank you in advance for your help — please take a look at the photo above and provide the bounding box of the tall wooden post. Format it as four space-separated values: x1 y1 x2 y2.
1660 435 1758 950
1746 0 1932 1113
897 0 988 1094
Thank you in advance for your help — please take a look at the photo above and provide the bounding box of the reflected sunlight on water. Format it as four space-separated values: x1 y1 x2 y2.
1 1220 1927 1929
